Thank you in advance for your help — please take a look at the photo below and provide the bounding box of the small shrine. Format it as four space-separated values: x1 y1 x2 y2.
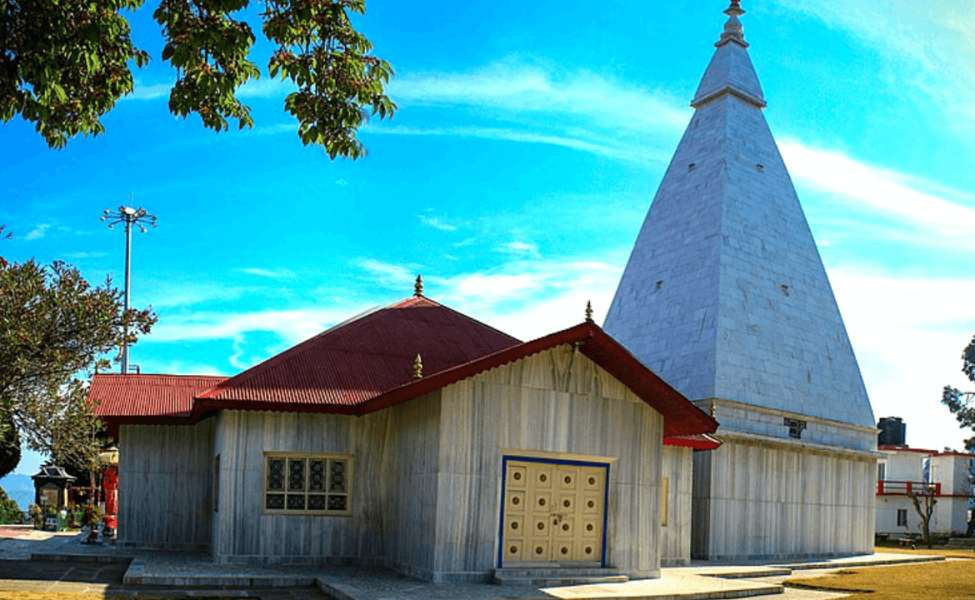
32 465 76 510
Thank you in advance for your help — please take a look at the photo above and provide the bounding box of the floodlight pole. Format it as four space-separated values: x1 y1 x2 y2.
101 202 156 374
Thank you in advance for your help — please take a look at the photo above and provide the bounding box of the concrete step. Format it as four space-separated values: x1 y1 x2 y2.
493 567 628 586
946 538 975 548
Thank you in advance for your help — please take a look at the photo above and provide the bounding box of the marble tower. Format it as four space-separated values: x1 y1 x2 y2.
605 1 878 560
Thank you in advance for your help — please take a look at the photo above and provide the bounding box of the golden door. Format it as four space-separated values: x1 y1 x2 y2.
502 460 605 564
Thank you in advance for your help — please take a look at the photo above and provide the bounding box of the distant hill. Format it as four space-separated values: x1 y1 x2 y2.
0 473 34 510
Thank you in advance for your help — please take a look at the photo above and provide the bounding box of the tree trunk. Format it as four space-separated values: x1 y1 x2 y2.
908 491 937 548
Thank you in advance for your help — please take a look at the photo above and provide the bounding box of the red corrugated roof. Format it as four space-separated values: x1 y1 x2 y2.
99 295 718 438
664 433 723 450
91 374 227 418
197 295 521 406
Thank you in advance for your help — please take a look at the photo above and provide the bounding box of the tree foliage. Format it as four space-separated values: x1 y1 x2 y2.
0 411 20 479
0 241 156 471
0 0 395 158
942 334 975 449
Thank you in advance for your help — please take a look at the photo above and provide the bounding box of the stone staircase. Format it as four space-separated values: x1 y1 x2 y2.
945 537 975 549
493 567 629 586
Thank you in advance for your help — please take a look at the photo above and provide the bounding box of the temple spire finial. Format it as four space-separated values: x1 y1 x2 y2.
724 0 744 17
413 354 423 379
718 0 747 46
585 301 594 322
414 274 423 297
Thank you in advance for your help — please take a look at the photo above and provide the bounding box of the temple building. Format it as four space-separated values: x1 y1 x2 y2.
604 0 878 560
92 286 718 582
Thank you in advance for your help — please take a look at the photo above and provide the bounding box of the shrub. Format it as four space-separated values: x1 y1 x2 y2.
0 494 23 524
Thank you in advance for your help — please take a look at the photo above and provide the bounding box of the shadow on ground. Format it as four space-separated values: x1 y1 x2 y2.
0 559 129 584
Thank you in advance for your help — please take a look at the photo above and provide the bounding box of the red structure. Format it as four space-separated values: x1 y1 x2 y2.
103 466 119 529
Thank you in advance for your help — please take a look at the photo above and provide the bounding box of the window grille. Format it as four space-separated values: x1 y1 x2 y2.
264 454 352 515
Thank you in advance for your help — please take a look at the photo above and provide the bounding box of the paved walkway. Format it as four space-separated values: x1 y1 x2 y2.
0 528 950 600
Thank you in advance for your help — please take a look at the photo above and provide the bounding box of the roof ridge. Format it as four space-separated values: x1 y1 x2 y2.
199 295 519 399
94 373 227 378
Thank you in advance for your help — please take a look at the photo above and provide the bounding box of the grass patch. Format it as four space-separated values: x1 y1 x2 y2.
875 543 975 558
786 560 975 600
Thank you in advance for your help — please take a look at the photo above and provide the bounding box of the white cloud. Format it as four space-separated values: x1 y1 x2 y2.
238 77 296 99
137 358 229 377
418 214 459 231
369 60 687 164
140 281 252 309
392 61 690 134
126 76 294 103
64 251 107 259
830 270 975 452
781 141 975 241
237 267 296 280
24 224 50 240
499 241 538 256
431 260 622 334
449 261 622 340
252 122 296 136
358 258 416 286
127 81 171 101
149 306 357 346
372 125 665 165
774 0 975 135
351 254 622 340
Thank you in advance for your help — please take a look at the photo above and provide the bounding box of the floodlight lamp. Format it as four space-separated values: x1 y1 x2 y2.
103 209 110 215
100 216 106 222
122 206 135 216
136 208 146 217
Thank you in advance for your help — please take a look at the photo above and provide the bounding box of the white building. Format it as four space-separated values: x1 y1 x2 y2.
877 446 974 538
604 0 878 560
93 293 720 582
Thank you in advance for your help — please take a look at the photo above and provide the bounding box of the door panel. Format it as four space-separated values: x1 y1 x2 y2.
503 460 606 564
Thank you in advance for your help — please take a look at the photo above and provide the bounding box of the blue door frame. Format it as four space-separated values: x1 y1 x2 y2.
497 455 611 567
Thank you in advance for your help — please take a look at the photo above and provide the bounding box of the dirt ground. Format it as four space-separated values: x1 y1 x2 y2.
785 558 975 600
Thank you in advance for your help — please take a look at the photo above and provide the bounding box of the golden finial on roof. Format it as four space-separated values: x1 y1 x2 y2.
585 300 594 322
709 400 717 418
413 354 423 379
414 274 423 297
725 0 744 16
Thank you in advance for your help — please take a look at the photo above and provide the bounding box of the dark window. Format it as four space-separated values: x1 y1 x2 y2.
897 509 908 527
784 418 806 439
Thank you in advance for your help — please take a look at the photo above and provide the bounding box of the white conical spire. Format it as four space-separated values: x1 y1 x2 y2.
604 1 874 435
691 1 765 110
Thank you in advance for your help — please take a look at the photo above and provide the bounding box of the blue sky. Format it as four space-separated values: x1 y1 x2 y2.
2 0 975 474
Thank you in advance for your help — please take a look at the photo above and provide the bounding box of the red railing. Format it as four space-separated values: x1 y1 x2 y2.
876 480 941 496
